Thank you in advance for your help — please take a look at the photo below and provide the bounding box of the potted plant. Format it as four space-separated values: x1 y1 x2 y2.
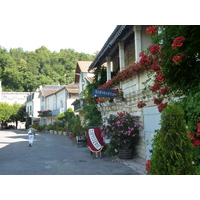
62 127 67 136
100 112 142 159
37 124 46 132
47 123 54 133
58 127 63 135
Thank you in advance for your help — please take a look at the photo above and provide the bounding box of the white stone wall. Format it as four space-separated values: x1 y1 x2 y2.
97 72 156 159
0 92 30 105
56 90 65 110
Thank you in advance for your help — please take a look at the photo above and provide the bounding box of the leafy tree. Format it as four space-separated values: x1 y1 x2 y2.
0 47 15 80
0 102 14 127
9 103 25 128
26 57 40 75
16 104 26 122
149 105 195 175
0 46 95 92
2 68 24 91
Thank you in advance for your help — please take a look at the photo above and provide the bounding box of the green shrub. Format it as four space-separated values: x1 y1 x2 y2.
149 105 196 175
32 123 39 129
37 124 46 131
46 123 54 131
70 117 83 137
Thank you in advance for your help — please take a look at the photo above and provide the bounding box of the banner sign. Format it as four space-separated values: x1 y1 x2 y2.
92 89 117 98
87 127 104 152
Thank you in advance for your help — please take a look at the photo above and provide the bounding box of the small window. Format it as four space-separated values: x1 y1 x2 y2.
60 100 63 108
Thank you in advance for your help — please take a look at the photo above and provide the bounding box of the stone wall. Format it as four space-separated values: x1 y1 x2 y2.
97 73 156 159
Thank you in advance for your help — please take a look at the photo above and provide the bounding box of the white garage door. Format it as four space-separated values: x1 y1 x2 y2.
143 106 161 160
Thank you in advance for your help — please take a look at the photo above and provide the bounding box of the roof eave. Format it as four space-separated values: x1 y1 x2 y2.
88 25 127 71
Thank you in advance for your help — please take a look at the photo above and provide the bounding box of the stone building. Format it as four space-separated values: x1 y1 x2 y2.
88 25 161 160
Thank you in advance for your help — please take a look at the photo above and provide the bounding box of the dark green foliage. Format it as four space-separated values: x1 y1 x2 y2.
81 67 107 127
152 25 200 97
70 117 83 136
56 108 84 136
0 46 95 92
150 105 196 175
177 90 200 132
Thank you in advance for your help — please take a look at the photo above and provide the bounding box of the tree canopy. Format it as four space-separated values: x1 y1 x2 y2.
0 46 95 92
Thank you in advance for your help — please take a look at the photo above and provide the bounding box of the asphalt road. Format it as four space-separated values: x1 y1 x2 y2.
0 129 138 175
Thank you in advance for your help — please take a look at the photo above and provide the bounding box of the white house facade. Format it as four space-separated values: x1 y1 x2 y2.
88 25 161 160
72 61 94 117
24 91 40 127
38 83 78 126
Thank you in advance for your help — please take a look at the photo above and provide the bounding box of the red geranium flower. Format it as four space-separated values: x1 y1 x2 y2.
159 87 169 95
146 26 158 35
152 84 161 91
172 53 185 65
150 63 160 71
154 74 165 82
172 36 185 50
137 101 146 108
149 45 161 55
146 160 151 173
158 103 167 112
154 97 163 105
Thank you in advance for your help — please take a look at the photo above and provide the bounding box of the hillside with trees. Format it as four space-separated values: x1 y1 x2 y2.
0 46 96 92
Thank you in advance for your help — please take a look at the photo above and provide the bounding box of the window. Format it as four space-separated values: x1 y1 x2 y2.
60 100 63 108
81 73 85 82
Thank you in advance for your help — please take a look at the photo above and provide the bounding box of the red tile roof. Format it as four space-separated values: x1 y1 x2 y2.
65 83 79 93
85 76 94 83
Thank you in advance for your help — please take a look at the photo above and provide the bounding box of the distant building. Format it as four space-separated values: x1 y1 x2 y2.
0 81 30 129
36 83 78 126
72 61 94 118
0 81 30 105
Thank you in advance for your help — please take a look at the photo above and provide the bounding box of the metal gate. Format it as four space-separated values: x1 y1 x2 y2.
143 106 161 160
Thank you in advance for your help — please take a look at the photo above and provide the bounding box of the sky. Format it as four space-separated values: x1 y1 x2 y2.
0 0 118 55
0 0 196 55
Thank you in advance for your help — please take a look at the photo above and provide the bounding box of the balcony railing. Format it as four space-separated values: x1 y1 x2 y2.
38 108 65 117
24 111 32 118
52 108 64 116
73 100 86 112
38 110 52 117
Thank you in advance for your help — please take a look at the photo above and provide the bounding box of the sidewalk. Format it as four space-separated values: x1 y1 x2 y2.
118 157 147 175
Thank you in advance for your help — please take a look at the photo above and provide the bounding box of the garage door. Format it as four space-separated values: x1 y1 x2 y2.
143 106 161 160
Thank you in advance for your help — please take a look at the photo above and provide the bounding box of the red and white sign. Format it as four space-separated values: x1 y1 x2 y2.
87 127 104 152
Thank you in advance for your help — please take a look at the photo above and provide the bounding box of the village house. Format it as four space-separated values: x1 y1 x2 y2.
0 81 30 129
38 83 78 126
88 25 161 160
72 61 94 121
24 89 40 127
